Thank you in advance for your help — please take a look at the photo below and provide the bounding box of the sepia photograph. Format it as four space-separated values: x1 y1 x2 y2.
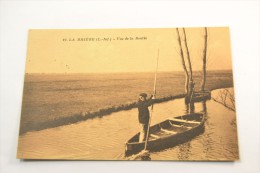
17 27 239 161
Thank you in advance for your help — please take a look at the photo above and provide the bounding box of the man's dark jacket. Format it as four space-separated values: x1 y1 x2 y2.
136 96 153 124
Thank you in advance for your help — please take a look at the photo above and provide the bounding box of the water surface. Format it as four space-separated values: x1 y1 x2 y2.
18 89 239 161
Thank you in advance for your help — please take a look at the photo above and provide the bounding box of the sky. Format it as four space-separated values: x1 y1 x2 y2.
25 27 232 73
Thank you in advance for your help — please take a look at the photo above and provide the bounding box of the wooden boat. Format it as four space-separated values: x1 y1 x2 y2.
125 113 205 156
185 90 211 104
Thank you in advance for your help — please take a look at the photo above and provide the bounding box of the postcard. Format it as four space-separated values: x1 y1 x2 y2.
17 27 239 160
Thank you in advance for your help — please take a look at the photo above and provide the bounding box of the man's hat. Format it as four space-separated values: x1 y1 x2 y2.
139 93 147 97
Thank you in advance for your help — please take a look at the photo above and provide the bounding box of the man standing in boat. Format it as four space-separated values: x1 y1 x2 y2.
137 93 155 142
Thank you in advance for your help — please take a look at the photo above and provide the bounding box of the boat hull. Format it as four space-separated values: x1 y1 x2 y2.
125 113 205 156
185 90 211 104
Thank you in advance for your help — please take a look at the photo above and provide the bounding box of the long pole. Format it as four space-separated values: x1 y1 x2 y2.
144 49 159 151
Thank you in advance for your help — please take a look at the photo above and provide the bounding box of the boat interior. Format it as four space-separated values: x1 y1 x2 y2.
129 113 203 143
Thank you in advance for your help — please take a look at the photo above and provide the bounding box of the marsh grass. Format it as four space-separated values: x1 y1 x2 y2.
19 71 233 135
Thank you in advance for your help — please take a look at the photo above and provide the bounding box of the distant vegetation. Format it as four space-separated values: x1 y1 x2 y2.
19 71 233 135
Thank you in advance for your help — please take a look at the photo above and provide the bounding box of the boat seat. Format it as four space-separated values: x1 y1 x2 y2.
171 124 182 127
150 134 160 139
169 121 182 127
161 128 177 134
168 117 200 124
169 121 193 129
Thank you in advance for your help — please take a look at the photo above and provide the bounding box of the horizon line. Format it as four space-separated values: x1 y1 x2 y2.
25 69 233 74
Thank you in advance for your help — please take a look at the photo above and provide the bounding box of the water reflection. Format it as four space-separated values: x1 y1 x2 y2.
141 154 151 161
185 102 195 114
200 101 212 159
178 142 191 160
202 101 207 113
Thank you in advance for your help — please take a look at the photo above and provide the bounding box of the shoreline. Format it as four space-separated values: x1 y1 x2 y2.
19 83 233 135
